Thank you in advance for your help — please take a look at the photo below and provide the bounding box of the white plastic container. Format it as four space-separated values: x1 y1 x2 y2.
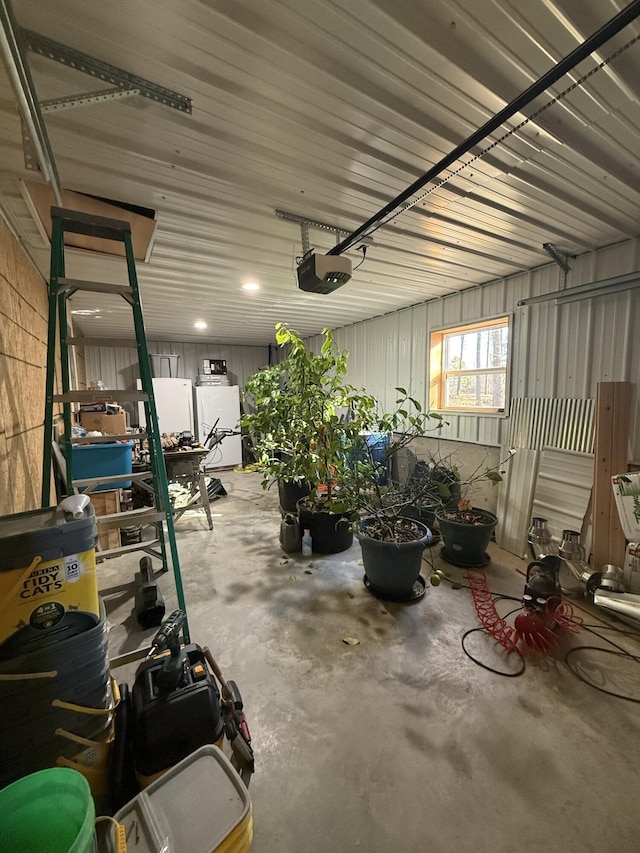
113 744 252 852
302 528 312 556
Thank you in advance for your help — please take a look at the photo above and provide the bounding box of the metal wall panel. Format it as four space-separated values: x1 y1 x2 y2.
530 448 595 549
496 448 540 557
311 237 640 458
507 398 595 453
84 341 268 391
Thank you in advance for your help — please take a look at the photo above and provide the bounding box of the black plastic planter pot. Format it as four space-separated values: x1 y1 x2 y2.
278 479 311 514
436 507 498 567
297 499 354 554
357 518 432 599
400 504 437 529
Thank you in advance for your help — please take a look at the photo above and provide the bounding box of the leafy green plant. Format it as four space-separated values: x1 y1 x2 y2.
241 324 379 511
242 323 513 542
242 325 449 514
350 440 515 542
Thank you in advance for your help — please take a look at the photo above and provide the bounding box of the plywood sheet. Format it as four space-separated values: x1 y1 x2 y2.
23 182 157 262
592 382 632 570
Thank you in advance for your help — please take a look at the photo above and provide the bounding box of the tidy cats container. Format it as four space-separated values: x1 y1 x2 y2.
0 501 99 648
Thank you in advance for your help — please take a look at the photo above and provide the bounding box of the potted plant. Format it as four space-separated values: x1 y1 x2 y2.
332 392 448 599
399 458 461 529
434 450 515 567
351 436 515 598
241 324 378 553
242 361 311 513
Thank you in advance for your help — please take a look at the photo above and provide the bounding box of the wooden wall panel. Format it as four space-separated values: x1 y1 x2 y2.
0 215 54 516
592 382 632 570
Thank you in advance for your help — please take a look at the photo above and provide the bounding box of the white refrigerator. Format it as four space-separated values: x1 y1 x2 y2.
194 385 242 470
137 378 194 434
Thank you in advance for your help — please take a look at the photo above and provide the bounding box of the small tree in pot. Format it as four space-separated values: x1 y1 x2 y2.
335 392 448 599
434 450 515 567
241 324 379 552
350 438 515 598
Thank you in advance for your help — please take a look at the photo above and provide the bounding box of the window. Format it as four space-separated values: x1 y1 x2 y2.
430 317 510 414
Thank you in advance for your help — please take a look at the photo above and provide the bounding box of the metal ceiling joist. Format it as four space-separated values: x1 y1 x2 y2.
22 28 192 113
0 0 61 202
542 243 572 275
40 86 141 113
275 209 374 249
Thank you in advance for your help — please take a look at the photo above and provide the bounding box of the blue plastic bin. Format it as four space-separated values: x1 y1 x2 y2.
364 432 390 463
364 433 390 484
70 441 134 490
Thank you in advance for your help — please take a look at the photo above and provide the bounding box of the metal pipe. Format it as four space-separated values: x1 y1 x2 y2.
0 0 62 204
594 589 640 625
329 0 640 256
518 270 640 306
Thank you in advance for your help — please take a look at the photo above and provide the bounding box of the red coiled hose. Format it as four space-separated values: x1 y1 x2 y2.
467 570 519 650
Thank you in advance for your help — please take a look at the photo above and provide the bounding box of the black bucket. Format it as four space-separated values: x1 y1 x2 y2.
357 518 431 599
0 602 112 788
121 525 143 546
278 480 311 514
297 500 354 554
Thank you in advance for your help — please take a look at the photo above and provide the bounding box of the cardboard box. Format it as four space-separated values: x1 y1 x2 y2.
79 411 127 435
89 489 121 552
612 472 640 541
624 542 640 594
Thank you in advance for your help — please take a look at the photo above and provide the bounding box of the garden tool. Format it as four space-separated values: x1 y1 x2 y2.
134 556 165 629
131 610 255 786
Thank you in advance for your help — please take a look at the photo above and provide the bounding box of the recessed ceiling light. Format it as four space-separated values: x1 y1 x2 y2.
242 282 260 291
194 320 207 329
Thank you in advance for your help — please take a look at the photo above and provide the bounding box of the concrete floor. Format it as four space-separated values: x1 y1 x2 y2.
101 470 640 853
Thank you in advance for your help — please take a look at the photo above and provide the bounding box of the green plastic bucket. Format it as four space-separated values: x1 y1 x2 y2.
0 767 96 853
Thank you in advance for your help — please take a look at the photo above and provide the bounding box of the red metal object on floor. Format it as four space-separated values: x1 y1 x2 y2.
466 571 582 656
513 609 558 652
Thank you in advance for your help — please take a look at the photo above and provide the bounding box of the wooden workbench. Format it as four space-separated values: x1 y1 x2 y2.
163 447 213 531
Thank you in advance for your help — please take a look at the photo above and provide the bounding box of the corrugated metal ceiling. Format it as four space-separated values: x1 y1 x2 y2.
0 0 639 344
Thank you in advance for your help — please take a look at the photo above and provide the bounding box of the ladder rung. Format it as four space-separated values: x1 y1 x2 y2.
52 206 131 241
73 473 143 487
71 433 147 444
74 471 153 487
96 510 165 529
53 390 148 402
58 277 134 297
96 539 161 560
66 338 137 348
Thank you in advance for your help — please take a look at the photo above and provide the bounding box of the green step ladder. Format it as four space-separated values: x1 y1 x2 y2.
41 206 190 644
